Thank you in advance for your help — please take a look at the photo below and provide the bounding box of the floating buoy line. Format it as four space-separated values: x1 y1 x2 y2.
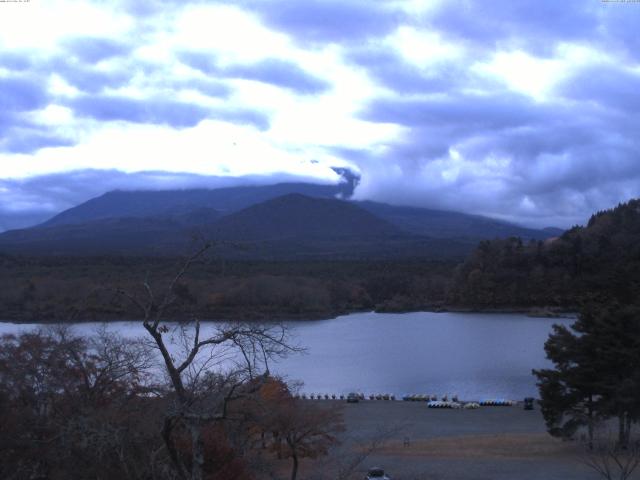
293 393 519 407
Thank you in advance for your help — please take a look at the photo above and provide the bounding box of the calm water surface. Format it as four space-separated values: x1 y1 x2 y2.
0 311 573 400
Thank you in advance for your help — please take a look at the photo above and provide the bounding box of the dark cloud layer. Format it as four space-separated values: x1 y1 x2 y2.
0 76 49 112
66 94 270 130
67 95 211 128
178 52 330 94
351 72 640 227
62 37 132 63
328 1 640 227
348 48 470 94
249 0 405 44
561 66 640 111
2 133 75 155
0 75 74 153
0 52 33 71
226 59 330 94
363 92 548 130
183 78 232 98
425 0 598 55
56 62 133 93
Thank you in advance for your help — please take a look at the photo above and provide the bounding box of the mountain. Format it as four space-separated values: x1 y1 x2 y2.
356 201 554 241
541 226 565 237
39 180 355 228
0 172 561 259
0 217 185 256
210 194 400 241
201 194 473 260
0 193 476 259
36 186 558 241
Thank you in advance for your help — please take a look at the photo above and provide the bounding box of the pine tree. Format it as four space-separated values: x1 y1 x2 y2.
534 303 640 448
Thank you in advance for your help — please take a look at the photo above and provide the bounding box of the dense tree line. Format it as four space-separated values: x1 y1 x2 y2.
449 199 640 309
0 256 455 322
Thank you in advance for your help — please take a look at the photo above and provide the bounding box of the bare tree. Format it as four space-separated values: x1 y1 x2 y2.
118 244 301 480
261 397 344 480
581 434 640 480
0 327 161 480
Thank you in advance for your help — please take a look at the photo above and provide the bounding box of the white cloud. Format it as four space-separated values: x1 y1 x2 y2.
473 50 565 99
0 119 343 180
173 4 292 64
0 0 132 49
388 26 463 66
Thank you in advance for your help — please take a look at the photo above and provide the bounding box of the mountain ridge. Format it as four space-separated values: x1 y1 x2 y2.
0 180 562 259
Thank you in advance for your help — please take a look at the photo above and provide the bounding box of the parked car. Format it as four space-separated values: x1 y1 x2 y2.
347 392 360 403
365 467 391 479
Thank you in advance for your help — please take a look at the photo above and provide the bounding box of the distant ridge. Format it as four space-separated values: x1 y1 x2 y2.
356 201 554 241
0 174 561 259
40 180 355 228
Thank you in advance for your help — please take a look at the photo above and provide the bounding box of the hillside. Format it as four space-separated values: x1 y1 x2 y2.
448 199 640 308
0 175 560 259
40 180 355 228
210 194 400 241
203 194 476 260
0 193 475 259
0 217 189 256
356 201 555 241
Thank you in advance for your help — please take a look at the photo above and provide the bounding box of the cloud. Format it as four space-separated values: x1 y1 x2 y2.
362 92 546 131
0 75 75 154
1 132 75 154
62 36 132 62
53 61 133 93
248 0 405 44
66 94 270 130
600 7 640 61
0 51 33 71
0 76 49 112
178 51 219 75
1 0 640 230
179 52 330 94
226 58 330 94
425 0 598 55
209 107 271 131
183 78 232 98
347 47 469 94
560 65 640 111
349 79 640 227
67 95 213 128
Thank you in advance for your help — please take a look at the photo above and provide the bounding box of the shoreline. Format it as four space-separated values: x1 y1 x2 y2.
0 305 577 324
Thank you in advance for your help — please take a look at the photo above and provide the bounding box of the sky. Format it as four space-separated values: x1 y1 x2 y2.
1 0 640 231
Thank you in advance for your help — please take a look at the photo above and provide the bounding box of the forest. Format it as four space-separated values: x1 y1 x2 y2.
0 256 455 322
1 199 640 322
449 199 640 310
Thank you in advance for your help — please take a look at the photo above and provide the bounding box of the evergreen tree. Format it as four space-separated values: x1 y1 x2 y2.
534 303 640 447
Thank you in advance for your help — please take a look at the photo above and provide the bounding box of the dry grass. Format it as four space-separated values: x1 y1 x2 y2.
377 433 579 460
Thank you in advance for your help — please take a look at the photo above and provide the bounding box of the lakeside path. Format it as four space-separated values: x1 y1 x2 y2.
317 401 609 480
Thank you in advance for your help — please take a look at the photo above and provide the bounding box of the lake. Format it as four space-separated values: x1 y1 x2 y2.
0 311 573 400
